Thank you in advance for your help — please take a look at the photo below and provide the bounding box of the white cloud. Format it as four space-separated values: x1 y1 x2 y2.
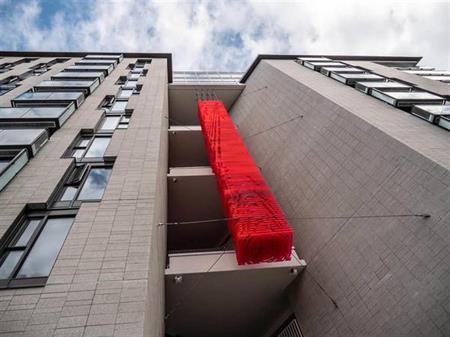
0 0 448 71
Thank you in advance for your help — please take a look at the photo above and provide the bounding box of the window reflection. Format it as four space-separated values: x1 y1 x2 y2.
100 116 120 131
0 251 22 279
85 137 110 158
16 217 74 278
77 168 111 200
14 219 40 247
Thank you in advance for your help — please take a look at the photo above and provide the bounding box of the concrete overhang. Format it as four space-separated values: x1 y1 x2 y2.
168 83 245 125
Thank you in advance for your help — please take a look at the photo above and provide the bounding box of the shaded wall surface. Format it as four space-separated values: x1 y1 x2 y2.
230 59 450 337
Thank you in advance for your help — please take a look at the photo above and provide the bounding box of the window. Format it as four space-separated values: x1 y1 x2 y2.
30 63 50 75
111 100 128 112
0 128 49 157
64 64 112 75
18 58 37 64
11 91 85 109
129 73 140 80
52 71 105 82
98 96 130 112
101 111 132 130
85 54 123 62
0 211 76 288
0 149 29 192
115 76 127 85
0 63 13 73
0 58 37 74
85 137 110 158
118 115 131 129
54 164 112 207
136 58 152 66
67 133 111 160
124 80 137 88
34 79 99 96
77 167 111 200
0 76 20 95
98 95 115 109
370 89 445 107
117 89 133 99
0 84 17 96
99 116 121 131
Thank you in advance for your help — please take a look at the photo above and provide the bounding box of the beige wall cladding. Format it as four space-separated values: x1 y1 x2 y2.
0 57 131 237
0 58 169 337
230 60 450 337
0 57 76 102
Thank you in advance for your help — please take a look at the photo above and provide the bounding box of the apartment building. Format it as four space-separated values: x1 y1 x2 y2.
0 51 448 337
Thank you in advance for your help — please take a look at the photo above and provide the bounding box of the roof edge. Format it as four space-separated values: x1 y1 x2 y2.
0 50 173 83
240 54 423 83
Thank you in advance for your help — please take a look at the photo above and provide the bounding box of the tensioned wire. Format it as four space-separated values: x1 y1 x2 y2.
162 211 431 320
163 91 432 319
158 213 430 227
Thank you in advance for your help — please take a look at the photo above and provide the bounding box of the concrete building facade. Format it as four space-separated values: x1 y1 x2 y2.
0 51 448 337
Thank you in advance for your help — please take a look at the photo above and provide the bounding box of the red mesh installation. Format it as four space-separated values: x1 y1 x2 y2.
198 100 293 265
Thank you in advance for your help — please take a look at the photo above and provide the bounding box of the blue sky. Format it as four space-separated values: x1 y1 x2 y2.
0 0 448 71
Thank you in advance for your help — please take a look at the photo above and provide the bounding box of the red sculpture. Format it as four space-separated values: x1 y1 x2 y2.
198 100 293 265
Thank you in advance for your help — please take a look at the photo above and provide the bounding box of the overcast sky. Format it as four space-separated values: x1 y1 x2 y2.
0 0 448 71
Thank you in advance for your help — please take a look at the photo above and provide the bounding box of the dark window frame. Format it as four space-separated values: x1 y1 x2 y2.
52 162 113 208
115 76 127 85
63 130 112 161
0 208 77 289
97 95 115 110
101 110 133 130
0 84 18 96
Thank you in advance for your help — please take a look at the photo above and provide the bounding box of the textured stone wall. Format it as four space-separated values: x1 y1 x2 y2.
0 57 168 337
230 59 450 337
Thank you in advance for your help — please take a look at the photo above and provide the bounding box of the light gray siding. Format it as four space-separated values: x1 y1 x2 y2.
230 59 450 337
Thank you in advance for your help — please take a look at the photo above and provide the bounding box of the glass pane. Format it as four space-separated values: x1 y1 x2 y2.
0 251 23 279
78 138 90 148
16 217 74 278
14 219 40 247
25 107 65 118
110 101 127 112
60 186 78 201
77 168 111 200
72 149 85 158
118 90 133 99
0 159 10 172
69 165 86 182
388 92 443 100
117 124 128 129
99 116 120 131
125 81 137 88
84 137 110 158
0 129 45 146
